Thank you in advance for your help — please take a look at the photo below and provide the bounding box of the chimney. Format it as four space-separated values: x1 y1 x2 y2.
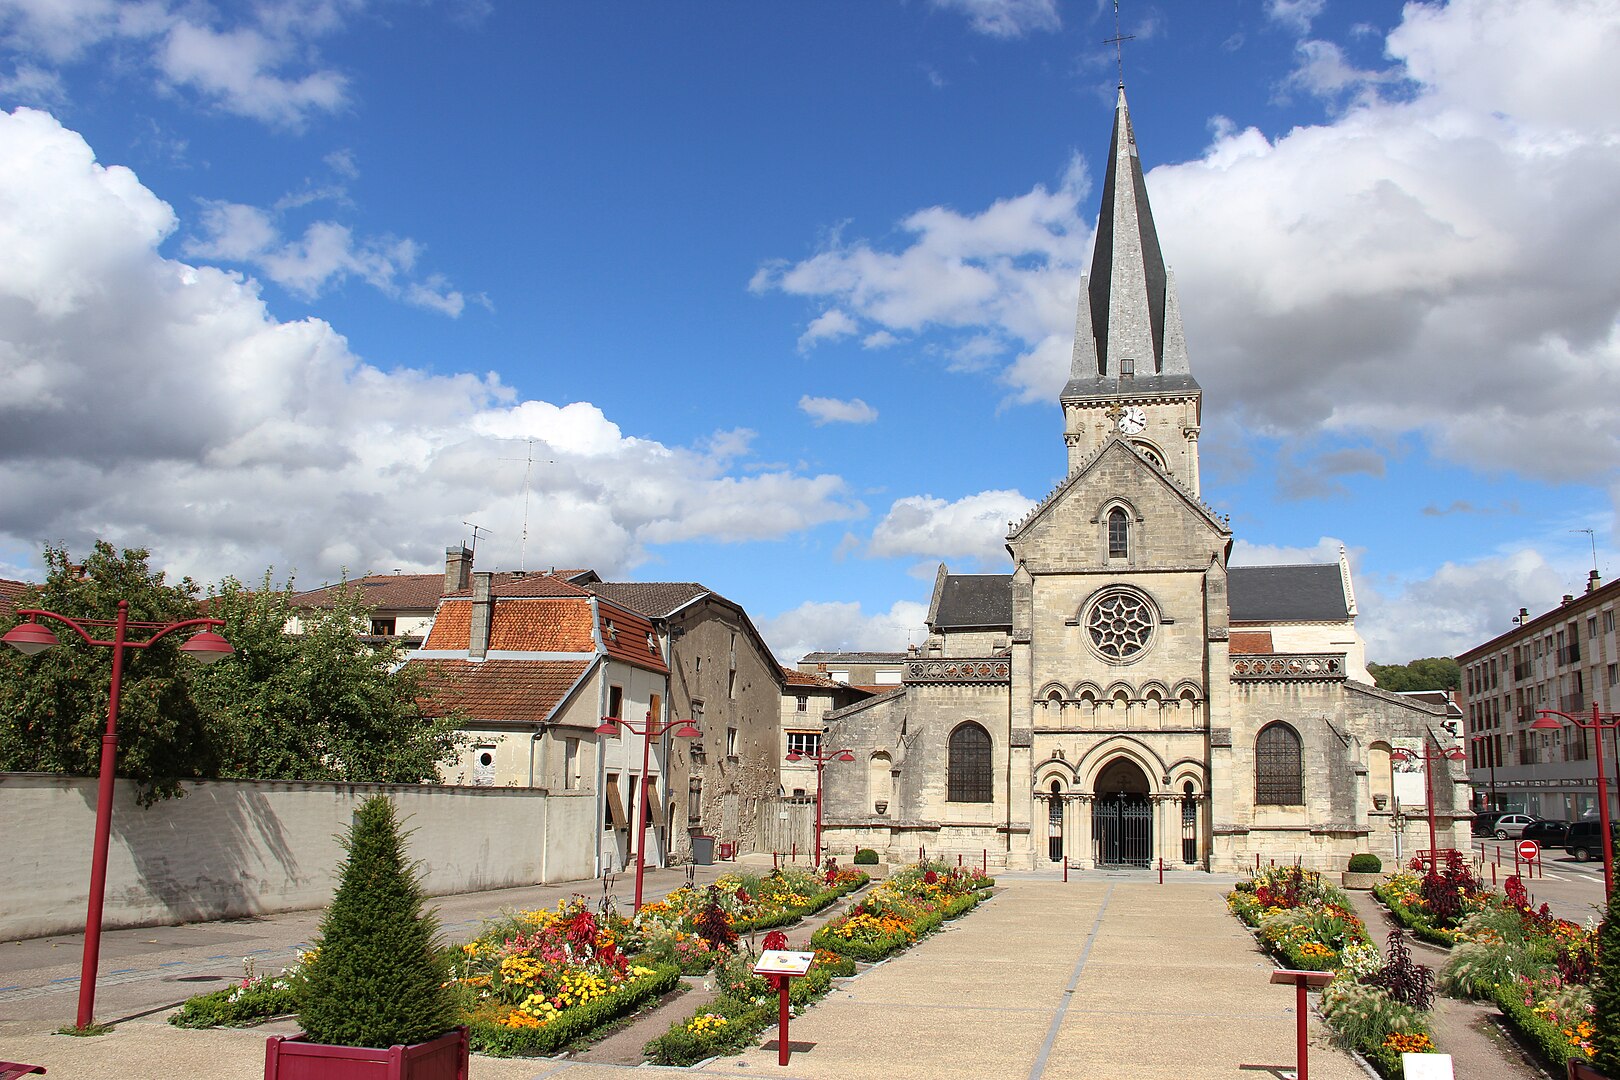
469 572 494 659
1588 569 1602 593
1562 594 1575 606
444 545 473 595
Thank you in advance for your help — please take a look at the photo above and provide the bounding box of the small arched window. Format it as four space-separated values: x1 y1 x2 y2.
1107 507 1129 558
1256 722 1304 805
947 723 993 803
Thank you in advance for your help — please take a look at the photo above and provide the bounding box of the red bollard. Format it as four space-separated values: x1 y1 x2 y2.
1491 862 1497 886
791 842 796 864
1158 858 1164 885
957 854 963 867
1255 852 1261 870
1063 856 1069 882
773 851 779 870
982 848 987 874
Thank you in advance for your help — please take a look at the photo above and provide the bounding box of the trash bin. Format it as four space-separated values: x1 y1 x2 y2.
691 835 715 865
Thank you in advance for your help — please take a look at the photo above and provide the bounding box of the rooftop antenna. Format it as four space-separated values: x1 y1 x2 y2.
462 521 489 561
1572 528 1599 574
1103 0 1135 89
499 439 555 572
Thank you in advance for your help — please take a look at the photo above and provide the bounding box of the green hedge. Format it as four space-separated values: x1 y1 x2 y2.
1490 982 1584 1072
1373 883 1460 947
169 982 299 1028
853 849 878 865
730 874 868 935
644 963 839 1066
468 963 680 1057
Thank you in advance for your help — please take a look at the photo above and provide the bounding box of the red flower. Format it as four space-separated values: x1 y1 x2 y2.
924 871 939 885
762 930 788 952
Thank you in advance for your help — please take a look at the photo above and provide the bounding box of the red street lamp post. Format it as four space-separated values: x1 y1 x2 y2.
784 746 854 869
594 710 700 912
1531 704 1619 897
1471 734 1498 812
3 603 232 1030
1389 735 1467 877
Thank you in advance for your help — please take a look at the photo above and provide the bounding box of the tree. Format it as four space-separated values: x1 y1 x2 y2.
297 796 458 1047
1367 656 1461 693
1594 875 1620 1074
0 541 221 803
193 574 462 784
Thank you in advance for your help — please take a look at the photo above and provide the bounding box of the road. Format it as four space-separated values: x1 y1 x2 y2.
1468 836 1610 923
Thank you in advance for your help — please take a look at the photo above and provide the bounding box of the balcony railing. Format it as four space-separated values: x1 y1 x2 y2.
1230 653 1345 681
1557 643 1581 665
904 658 1011 685
1561 694 1586 713
1513 661 1533 680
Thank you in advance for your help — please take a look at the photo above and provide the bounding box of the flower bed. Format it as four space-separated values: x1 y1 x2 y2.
1438 874 1600 1072
810 863 993 962
169 955 305 1028
1228 866 1436 1079
1372 852 1490 947
643 940 856 1066
450 898 680 1057
632 866 868 955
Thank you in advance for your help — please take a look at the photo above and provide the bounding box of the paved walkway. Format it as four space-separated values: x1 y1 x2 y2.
0 876 1371 1079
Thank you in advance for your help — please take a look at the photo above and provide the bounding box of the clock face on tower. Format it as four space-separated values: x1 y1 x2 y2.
1117 406 1147 435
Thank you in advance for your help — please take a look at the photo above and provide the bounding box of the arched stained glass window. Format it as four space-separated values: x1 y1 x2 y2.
1255 722 1303 805
948 723 993 803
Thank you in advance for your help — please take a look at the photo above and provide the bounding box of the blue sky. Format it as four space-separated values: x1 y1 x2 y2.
1 0 1617 665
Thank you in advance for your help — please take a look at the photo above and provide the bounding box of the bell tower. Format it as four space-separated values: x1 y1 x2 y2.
1061 86 1202 496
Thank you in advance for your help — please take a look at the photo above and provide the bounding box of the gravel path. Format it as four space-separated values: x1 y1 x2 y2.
1344 888 1552 1079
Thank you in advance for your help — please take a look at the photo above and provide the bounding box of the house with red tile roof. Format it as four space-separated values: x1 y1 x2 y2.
1 578 34 622
407 571 671 879
779 667 874 799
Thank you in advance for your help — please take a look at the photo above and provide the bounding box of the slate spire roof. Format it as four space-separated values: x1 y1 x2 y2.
1064 86 1198 401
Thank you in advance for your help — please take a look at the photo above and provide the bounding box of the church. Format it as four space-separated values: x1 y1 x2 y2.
818 88 1468 873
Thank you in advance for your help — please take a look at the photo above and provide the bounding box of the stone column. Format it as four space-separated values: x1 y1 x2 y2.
1073 794 1095 868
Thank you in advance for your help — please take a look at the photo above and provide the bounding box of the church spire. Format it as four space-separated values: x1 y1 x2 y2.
1061 86 1197 400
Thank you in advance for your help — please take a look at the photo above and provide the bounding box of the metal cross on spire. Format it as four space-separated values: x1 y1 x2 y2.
1103 0 1135 88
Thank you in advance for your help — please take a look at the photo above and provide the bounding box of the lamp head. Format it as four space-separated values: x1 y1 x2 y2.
2 620 58 657
1530 714 1564 731
785 751 803 763
672 722 701 739
179 629 233 665
834 750 855 762
594 717 620 736
1389 747 1417 763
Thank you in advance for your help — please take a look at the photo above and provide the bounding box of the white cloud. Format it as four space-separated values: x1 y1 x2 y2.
0 107 862 584
868 489 1033 566
1229 536 1352 567
759 599 930 664
927 0 1059 38
185 199 467 315
0 0 354 127
755 0 1620 481
863 330 899 349
799 396 878 427
1265 0 1325 36
797 308 858 351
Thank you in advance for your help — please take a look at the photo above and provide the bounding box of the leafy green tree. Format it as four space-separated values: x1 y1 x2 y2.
0 541 221 803
1367 656 1461 693
193 574 461 784
297 796 459 1048
1594 875 1620 1074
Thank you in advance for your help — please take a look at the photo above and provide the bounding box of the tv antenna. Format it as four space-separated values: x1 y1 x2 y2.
462 521 489 560
500 439 555 572
1572 528 1599 574
1103 0 1135 88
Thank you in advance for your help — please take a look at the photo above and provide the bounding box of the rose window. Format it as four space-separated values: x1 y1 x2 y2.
1086 590 1154 661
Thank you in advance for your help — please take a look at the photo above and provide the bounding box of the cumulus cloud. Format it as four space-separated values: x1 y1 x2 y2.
1229 536 1352 568
798 396 878 427
185 199 468 314
754 0 1620 483
797 308 858 350
0 107 861 584
868 490 1033 566
927 0 1059 38
1265 0 1325 36
759 599 931 664
0 0 357 127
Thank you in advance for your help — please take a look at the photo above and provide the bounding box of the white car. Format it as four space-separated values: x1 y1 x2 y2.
1492 814 1539 839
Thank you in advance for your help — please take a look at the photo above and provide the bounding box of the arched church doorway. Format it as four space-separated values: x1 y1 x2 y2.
1047 780 1064 862
1093 757 1152 867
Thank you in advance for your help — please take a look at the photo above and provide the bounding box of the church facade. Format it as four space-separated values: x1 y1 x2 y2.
819 90 1468 873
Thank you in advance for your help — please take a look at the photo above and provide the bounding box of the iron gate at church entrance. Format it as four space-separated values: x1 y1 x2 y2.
1092 796 1152 867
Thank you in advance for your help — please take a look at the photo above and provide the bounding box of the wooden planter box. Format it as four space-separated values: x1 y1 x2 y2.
265 1026 468 1080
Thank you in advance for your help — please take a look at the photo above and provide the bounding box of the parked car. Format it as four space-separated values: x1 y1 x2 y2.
1564 820 1620 862
1491 813 1539 839
1470 811 1508 835
1519 819 1571 845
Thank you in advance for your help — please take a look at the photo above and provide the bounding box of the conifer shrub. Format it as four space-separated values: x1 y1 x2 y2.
296 796 459 1048
1593 876 1620 1075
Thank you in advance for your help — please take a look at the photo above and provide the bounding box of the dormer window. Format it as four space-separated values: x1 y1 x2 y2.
1119 357 1135 378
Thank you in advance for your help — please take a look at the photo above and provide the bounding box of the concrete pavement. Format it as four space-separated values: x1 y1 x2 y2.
1 873 1373 1079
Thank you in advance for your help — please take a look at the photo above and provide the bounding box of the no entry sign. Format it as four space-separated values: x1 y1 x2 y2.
1517 839 1540 861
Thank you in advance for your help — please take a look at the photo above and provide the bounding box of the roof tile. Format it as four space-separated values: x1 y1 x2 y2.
411 658 590 723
